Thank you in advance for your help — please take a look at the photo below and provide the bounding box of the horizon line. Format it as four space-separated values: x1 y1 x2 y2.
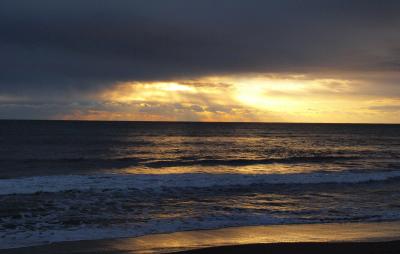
1 119 399 125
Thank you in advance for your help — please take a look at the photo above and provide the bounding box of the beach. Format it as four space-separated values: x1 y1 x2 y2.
2 221 400 254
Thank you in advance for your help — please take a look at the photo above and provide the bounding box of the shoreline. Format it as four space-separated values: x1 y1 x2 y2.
2 221 400 254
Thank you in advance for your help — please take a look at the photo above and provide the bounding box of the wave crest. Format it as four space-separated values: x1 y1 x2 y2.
1 171 400 195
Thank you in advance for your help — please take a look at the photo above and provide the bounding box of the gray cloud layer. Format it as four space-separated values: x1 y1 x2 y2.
1 0 400 97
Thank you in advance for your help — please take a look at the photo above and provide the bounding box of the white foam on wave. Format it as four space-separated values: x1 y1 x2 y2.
1 171 400 195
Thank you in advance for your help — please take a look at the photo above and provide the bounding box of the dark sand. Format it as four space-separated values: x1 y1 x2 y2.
2 222 400 254
176 241 400 254
2 241 400 254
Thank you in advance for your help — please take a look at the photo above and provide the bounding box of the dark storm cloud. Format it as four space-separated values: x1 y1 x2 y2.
0 0 400 96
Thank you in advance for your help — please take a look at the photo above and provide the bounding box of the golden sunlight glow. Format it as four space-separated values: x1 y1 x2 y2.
160 83 195 92
103 82 196 102
63 74 400 123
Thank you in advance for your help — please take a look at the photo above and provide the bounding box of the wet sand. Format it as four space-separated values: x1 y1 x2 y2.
1 221 400 254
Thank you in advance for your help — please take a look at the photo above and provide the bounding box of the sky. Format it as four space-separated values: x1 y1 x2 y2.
0 0 400 123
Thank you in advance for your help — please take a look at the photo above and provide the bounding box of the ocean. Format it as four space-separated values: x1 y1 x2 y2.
1 120 400 249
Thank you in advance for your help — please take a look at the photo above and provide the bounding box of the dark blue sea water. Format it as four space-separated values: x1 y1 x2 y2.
1 120 400 248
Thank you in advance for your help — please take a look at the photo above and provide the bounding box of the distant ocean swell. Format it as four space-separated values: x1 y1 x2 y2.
144 156 359 167
0 155 360 169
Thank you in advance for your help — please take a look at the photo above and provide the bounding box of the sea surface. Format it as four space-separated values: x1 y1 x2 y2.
1 120 400 248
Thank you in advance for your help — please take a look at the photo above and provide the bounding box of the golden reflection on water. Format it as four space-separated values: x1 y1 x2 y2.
231 193 299 212
119 163 337 175
120 165 270 175
102 222 400 253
